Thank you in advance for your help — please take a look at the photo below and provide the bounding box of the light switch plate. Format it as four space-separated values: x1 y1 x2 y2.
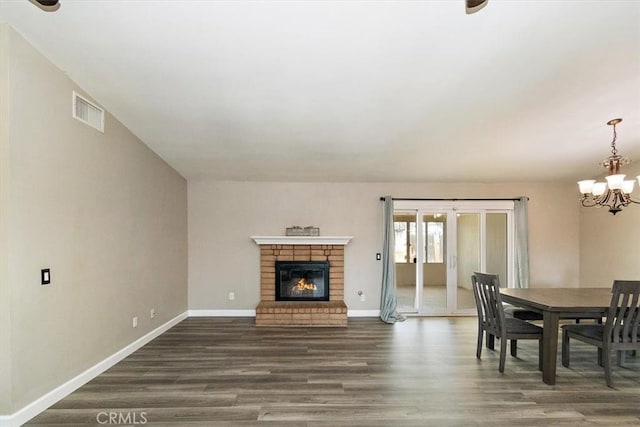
41 268 51 285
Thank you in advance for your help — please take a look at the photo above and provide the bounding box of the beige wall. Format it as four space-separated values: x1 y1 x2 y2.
188 180 581 311
0 26 188 415
579 161 640 286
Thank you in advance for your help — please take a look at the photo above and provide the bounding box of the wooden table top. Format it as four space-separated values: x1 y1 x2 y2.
500 287 612 312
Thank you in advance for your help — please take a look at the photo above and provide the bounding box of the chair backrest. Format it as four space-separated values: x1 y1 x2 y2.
605 280 640 345
472 272 505 337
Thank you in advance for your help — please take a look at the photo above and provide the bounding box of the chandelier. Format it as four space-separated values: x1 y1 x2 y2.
578 118 640 215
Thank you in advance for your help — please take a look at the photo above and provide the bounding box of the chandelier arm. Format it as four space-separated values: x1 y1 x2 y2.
580 197 599 208
594 190 614 207
617 191 640 206
614 190 631 209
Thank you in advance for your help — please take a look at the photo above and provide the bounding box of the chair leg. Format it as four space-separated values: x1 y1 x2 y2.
598 348 603 367
510 339 517 357
603 348 614 388
476 326 483 359
499 336 507 373
562 329 570 367
618 350 626 367
486 333 495 350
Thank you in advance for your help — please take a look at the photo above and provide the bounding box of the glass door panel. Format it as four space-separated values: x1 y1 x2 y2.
421 213 447 313
455 213 481 311
394 213 417 313
486 213 508 284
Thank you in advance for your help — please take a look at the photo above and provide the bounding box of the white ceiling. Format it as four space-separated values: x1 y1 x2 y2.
1 0 639 182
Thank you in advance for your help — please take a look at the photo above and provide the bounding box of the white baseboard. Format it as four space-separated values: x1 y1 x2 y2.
188 309 256 317
0 311 188 427
348 309 380 317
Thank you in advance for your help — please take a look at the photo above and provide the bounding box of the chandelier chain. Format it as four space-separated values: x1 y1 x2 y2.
610 122 618 157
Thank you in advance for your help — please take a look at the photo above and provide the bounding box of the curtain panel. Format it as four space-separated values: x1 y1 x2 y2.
514 196 530 289
380 196 406 323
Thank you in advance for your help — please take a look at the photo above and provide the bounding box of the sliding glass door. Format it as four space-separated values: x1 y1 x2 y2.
394 201 513 315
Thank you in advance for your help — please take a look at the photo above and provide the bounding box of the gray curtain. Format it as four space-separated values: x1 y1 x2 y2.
380 196 406 323
514 196 530 289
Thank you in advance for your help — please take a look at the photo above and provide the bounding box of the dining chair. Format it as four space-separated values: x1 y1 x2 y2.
561 280 640 388
471 272 542 353
472 272 543 373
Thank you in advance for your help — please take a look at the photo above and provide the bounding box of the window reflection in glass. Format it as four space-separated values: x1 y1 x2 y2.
426 222 444 263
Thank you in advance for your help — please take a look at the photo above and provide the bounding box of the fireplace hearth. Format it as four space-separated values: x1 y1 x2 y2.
276 261 329 301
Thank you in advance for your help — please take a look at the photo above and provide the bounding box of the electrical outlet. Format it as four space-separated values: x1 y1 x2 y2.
360 293 366 302
229 292 235 301
150 308 155 319
132 316 138 328
376 253 381 261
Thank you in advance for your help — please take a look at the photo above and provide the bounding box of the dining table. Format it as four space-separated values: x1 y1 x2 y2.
500 287 612 385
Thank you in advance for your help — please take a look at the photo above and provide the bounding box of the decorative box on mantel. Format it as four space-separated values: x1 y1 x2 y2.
251 236 353 327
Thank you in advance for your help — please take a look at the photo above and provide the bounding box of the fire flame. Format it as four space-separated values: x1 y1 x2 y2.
292 277 317 294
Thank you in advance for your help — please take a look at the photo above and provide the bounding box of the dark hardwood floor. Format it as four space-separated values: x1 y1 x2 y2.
28 317 639 426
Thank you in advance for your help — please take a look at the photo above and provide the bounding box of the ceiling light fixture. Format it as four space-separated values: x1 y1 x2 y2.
466 0 488 15
578 118 640 215
29 0 60 12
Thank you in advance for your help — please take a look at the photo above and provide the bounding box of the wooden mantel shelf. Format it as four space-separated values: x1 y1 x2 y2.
251 236 353 246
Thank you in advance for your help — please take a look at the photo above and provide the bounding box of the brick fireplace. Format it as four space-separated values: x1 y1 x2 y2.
251 236 352 327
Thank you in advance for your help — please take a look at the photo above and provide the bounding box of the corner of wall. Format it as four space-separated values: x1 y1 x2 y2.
0 23 14 416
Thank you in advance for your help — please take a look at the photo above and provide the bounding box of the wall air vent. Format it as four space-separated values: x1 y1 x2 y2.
72 91 104 132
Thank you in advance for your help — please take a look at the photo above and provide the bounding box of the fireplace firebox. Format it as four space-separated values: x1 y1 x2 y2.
275 261 329 301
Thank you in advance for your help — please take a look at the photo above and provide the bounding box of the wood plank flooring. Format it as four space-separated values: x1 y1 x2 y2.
27 317 639 426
